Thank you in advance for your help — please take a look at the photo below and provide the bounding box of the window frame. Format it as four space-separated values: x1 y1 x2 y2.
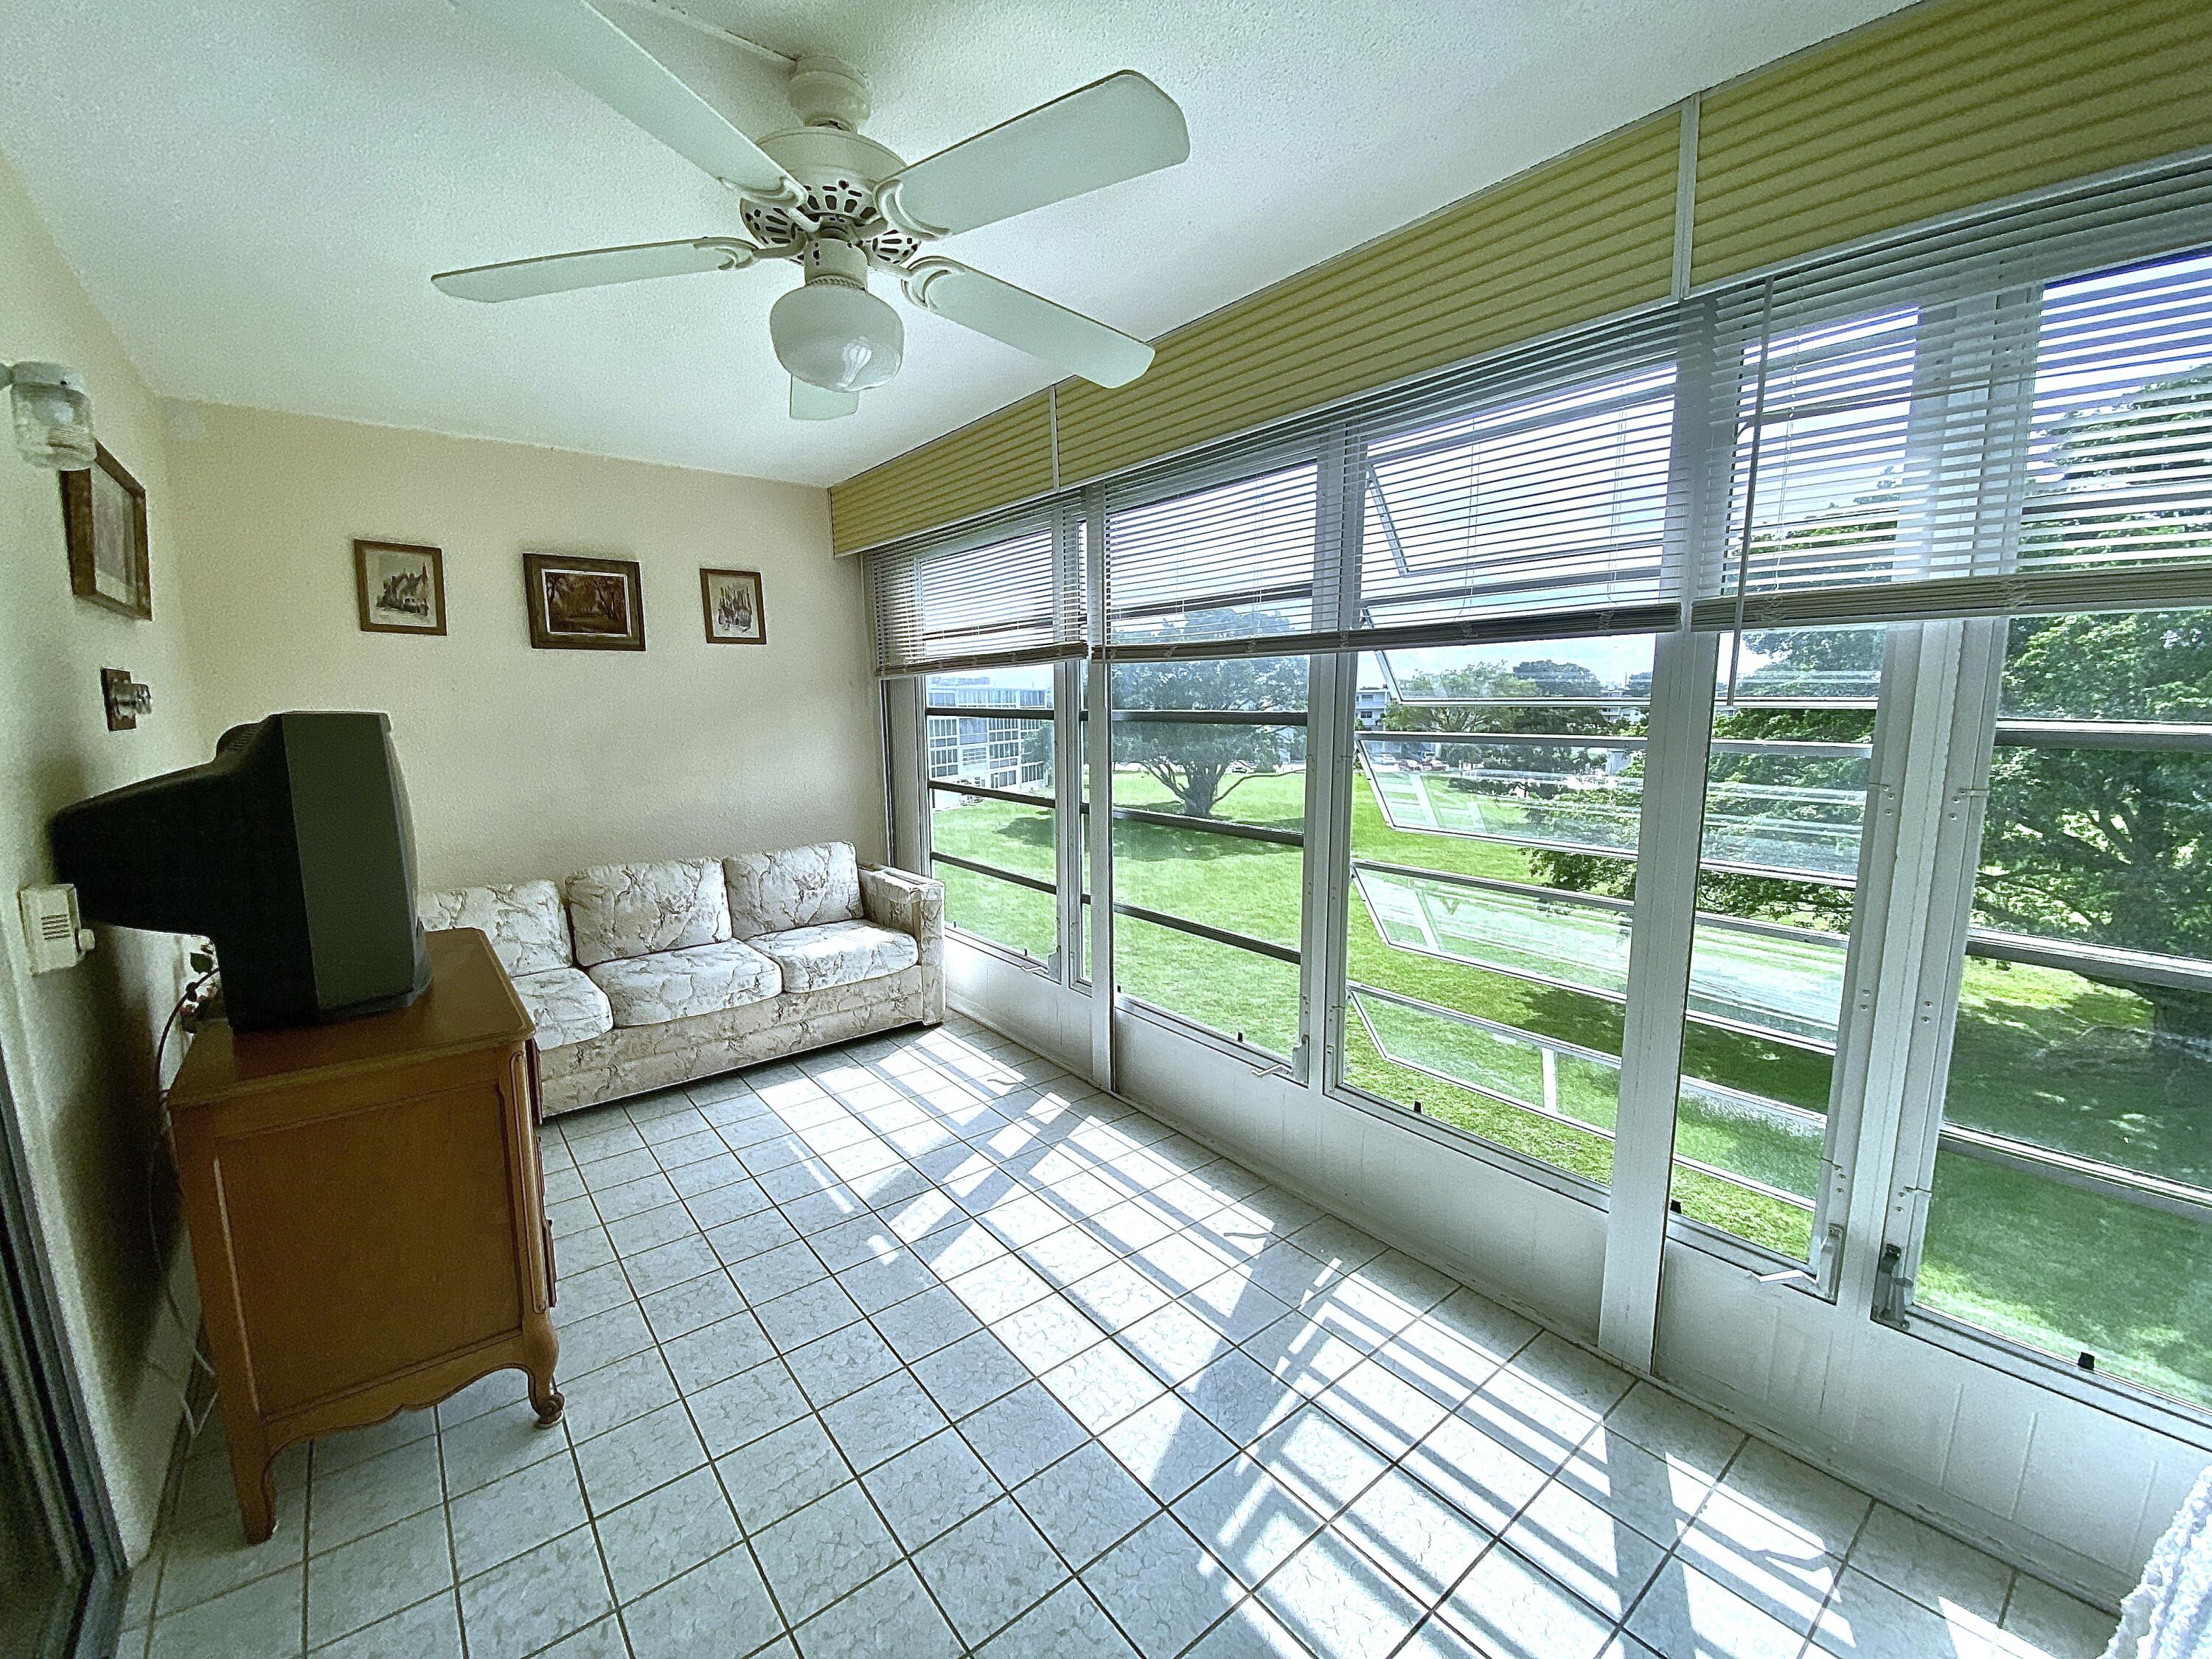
881 193 2212 1430
919 675 1063 973
1874 616 2212 1442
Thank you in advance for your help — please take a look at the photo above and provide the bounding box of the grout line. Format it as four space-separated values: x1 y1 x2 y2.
481 1028 1962 1659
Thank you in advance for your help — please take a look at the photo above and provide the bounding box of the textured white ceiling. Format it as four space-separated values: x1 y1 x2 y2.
0 0 1910 487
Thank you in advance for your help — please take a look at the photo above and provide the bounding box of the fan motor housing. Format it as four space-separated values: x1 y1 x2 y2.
743 126 919 265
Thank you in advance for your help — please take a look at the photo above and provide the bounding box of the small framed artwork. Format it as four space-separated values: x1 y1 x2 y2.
524 552 645 651
354 540 447 636
700 567 767 645
61 444 152 620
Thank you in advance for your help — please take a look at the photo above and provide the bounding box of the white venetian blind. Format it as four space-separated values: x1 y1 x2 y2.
869 503 1084 676
1351 313 1686 649
1691 161 2212 628
1099 308 1691 661
1102 435 1324 658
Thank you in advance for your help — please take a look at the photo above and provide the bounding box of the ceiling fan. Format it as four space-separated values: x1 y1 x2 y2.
431 0 1189 420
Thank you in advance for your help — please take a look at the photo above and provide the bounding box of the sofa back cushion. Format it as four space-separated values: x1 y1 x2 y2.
723 842 863 939
417 880 572 977
565 860 731 968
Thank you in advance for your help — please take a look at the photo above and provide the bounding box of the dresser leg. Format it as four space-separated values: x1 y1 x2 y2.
524 1318 562 1426
232 1448 277 1545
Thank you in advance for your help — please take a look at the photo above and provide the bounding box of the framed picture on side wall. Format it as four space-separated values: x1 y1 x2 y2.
61 444 152 620
524 552 645 651
354 540 447 635
700 567 766 645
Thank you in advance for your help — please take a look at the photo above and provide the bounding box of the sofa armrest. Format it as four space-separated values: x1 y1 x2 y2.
860 864 945 1026
858 864 943 942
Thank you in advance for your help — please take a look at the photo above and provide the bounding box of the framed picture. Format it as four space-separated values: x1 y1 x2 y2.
700 567 767 645
354 540 447 635
524 552 645 651
61 444 151 620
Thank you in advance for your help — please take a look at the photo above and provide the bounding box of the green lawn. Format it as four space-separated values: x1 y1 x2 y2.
926 770 2212 1407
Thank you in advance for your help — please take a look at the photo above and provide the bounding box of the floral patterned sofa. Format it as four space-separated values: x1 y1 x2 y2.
417 842 942 1116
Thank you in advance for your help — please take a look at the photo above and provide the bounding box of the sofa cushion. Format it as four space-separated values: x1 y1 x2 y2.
748 921 919 993
512 967 614 1049
724 843 863 940
566 860 731 968
417 880 572 977
586 939 780 1027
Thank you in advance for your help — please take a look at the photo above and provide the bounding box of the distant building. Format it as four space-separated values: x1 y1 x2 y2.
1355 687 1390 731
928 675 1052 797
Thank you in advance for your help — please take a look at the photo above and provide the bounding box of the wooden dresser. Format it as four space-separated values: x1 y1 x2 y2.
167 928 560 1543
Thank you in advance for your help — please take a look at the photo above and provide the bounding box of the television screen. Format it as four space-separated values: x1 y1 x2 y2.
50 712 432 1031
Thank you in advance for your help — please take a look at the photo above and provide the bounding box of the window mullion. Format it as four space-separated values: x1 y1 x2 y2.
1307 422 1363 1094
1052 654 1084 987
1084 485 1116 1092
1598 627 1719 1374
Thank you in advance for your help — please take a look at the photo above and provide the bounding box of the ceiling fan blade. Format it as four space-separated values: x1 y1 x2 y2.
433 237 761 302
455 0 808 209
903 259 1153 388
791 379 860 421
877 71 1189 238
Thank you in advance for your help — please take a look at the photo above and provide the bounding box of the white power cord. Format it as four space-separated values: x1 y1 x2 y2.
147 964 221 1440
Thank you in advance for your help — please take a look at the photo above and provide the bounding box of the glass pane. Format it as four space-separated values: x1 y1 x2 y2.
1344 638 1649 1187
1377 636 1658 703
1721 311 1918 600
1669 627 1877 1259
1997 611 2212 724
1675 1081 1824 1206
1112 824 1302 952
1355 867 1632 998
1353 866 1845 1045
925 667 1054 794
1353 991 1618 1135
928 793 1055 886
1112 656 1310 716
1359 736 1642 856
1724 626 1885 703
934 860 1054 961
1115 914 1299 1057
1976 745 2212 961
1670 1165 1815 1260
926 716 1053 793
1948 957 2212 1184
1924 604 2212 1403
1920 1150 2212 1409
1686 922 1847 1046
1110 726 1307 831
925 665 1057 706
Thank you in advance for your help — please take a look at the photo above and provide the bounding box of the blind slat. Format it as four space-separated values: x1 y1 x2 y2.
870 159 2212 674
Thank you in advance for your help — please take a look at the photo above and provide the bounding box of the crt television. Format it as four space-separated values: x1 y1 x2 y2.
50 711 433 1032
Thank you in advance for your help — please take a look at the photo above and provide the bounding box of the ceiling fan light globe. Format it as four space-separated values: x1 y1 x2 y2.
770 282 903 393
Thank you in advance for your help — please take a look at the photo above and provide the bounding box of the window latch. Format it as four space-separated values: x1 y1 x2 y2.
1871 1241 1913 1327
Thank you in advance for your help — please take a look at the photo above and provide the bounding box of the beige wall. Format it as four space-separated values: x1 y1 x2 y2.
164 404 878 889
0 151 206 1559
2 164 874 1563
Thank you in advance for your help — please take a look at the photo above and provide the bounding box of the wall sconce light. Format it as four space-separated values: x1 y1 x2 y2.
1 361 96 470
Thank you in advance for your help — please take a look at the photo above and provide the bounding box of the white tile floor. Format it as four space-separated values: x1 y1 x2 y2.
125 1016 2124 1659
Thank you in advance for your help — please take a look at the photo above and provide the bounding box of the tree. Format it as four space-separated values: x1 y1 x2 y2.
1111 611 1307 818
1978 609 2212 1059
